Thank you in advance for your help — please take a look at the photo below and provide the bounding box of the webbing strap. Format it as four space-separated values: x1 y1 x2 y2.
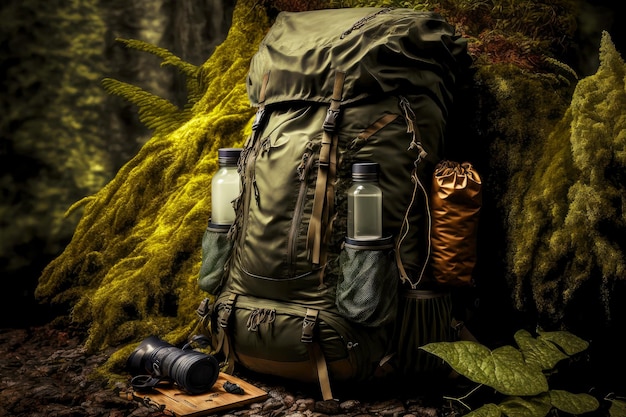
302 308 333 400
215 329 235 374
217 294 237 328
308 132 331 265
317 123 340 273
301 308 317 342
251 72 270 132
309 342 333 400
307 71 345 266
221 330 235 374
216 294 237 374
356 113 399 141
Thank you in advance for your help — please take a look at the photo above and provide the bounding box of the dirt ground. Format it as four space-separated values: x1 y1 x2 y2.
0 322 457 417
3 318 624 417
0 323 141 417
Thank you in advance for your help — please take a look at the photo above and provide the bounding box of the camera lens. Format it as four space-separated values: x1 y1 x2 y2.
127 336 219 394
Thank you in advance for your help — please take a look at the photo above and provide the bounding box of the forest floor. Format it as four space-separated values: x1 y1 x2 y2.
0 321 468 417
2 318 624 417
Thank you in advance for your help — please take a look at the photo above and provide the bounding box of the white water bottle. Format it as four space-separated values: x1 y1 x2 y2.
211 148 242 227
347 162 383 240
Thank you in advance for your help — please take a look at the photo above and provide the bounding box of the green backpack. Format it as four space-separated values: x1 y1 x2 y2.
198 7 470 399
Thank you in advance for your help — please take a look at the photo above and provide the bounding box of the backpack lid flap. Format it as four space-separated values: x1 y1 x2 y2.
247 7 470 108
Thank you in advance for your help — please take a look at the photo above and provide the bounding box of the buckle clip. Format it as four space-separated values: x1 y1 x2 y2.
196 297 212 318
217 305 231 328
301 309 318 343
252 107 266 131
217 295 236 328
322 108 340 132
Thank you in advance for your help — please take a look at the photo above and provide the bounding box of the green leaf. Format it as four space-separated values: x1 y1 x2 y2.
465 403 502 417
514 329 568 370
537 330 589 356
499 394 552 417
549 390 599 414
420 342 548 395
609 398 626 417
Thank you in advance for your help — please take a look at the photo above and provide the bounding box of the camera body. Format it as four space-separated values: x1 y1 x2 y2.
127 336 219 394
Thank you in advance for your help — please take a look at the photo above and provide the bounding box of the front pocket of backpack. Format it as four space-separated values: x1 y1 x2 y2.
336 238 398 327
198 225 234 295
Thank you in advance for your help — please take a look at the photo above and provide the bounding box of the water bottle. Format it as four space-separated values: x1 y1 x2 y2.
347 162 383 240
210 148 242 227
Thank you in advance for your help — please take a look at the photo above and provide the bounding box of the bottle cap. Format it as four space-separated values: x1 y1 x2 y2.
218 148 242 166
352 162 379 181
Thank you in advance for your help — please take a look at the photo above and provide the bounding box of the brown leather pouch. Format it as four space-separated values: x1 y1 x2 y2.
430 160 482 287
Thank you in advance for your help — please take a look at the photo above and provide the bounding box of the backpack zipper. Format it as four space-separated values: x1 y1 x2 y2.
340 8 392 39
240 134 265 243
288 144 316 276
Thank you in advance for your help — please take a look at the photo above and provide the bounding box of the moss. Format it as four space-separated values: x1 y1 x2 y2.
509 32 626 325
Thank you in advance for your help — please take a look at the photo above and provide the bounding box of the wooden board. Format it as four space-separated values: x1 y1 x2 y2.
132 372 268 417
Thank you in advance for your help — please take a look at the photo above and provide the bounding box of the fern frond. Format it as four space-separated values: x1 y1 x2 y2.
101 78 192 135
116 38 199 80
115 38 206 108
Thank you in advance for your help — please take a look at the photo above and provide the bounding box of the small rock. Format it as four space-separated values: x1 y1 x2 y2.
262 396 284 411
339 399 360 412
283 394 296 407
314 399 341 414
295 398 315 412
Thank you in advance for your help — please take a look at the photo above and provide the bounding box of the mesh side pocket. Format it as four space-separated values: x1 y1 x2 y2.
336 245 398 327
198 227 233 295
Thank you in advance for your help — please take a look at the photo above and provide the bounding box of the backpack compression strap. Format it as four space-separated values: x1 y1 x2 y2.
251 72 270 132
302 308 333 400
307 71 345 269
216 293 238 374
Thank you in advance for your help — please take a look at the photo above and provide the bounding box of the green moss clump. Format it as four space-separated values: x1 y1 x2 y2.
509 31 626 325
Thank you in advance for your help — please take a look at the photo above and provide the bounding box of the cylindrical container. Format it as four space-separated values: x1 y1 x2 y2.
211 148 242 226
347 162 383 240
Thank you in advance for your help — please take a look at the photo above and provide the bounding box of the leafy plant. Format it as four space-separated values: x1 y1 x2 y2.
422 329 626 417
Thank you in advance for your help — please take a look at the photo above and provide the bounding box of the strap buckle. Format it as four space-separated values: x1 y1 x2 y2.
301 308 319 343
196 297 212 318
252 107 266 131
217 294 237 328
322 107 340 132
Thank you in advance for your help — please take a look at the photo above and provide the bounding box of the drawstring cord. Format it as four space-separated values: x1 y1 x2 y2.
396 96 432 289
